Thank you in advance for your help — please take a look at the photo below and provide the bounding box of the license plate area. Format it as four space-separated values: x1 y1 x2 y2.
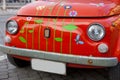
31 59 66 75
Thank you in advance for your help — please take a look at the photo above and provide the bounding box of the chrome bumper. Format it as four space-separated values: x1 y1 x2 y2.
0 44 118 67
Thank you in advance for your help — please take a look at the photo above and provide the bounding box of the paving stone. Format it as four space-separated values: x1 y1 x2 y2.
86 70 108 80
18 74 29 79
0 61 7 66
51 74 62 79
20 77 41 80
1 79 8 80
29 74 40 79
52 76 63 80
0 59 7 62
42 77 53 80
0 65 7 69
39 72 51 77
0 74 8 79
0 72 8 75
8 73 18 77
8 77 19 80
8 69 17 74
28 70 38 76
8 65 16 70
0 68 8 72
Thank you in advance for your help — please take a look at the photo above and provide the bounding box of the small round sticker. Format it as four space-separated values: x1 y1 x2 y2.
26 17 32 21
69 10 77 16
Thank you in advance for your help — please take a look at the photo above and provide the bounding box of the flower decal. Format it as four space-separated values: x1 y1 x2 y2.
26 17 32 21
36 6 45 11
69 10 77 17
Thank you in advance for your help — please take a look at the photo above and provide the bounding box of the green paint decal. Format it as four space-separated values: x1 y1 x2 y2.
34 19 43 24
54 38 63 42
28 30 34 33
63 24 78 31
19 36 27 43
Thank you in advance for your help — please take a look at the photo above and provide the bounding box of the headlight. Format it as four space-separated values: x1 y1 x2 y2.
6 20 18 34
87 23 105 41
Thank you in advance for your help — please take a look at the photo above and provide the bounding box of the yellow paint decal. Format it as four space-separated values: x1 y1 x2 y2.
60 9 68 53
38 25 41 50
26 25 28 48
70 19 75 54
53 19 57 52
113 18 120 29
53 2 64 52
45 2 60 51
36 6 45 11
109 5 120 16
32 28 34 49
20 28 25 33
35 4 48 50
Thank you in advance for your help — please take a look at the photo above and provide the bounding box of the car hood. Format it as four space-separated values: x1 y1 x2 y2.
17 0 120 17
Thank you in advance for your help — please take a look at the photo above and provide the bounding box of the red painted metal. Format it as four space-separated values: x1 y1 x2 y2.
6 0 120 68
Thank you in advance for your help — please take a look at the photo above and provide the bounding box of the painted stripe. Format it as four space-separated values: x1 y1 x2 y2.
38 4 48 50
38 25 41 50
25 22 29 48
60 6 68 53
46 1 61 51
53 1 64 52
32 28 34 49
69 18 74 54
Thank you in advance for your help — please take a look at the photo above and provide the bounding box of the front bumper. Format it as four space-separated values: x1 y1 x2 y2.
0 44 118 67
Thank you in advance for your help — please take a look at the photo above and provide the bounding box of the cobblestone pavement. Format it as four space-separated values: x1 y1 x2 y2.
0 9 109 80
0 58 109 80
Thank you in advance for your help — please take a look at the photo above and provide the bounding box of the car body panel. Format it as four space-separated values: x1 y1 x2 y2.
3 0 120 68
17 0 120 17
6 15 120 59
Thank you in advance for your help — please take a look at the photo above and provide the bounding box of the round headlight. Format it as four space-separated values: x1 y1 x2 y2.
6 20 18 34
87 23 105 41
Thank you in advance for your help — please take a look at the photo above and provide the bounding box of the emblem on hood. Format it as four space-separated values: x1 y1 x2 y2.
69 10 77 17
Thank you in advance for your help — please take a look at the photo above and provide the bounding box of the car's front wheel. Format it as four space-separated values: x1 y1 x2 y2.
7 54 30 68
109 63 120 80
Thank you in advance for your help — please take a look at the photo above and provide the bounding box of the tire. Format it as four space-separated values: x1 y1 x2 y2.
109 63 120 80
7 54 30 68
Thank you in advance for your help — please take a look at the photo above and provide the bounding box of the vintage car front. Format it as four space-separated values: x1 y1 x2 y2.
0 0 120 80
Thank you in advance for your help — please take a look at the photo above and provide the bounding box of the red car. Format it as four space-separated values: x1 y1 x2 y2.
0 0 120 80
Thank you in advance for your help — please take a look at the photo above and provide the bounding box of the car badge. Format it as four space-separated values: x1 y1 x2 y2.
44 28 50 38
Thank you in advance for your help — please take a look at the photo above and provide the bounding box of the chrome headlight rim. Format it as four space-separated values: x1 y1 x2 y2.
6 20 18 35
87 23 105 41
